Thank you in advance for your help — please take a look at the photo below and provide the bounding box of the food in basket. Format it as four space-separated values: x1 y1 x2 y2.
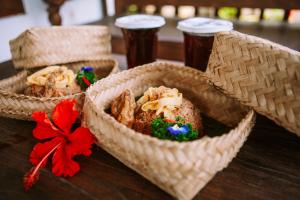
25 66 80 97
111 89 136 128
24 66 98 97
111 86 203 141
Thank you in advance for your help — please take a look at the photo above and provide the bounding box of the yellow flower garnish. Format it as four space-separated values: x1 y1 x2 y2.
137 86 182 120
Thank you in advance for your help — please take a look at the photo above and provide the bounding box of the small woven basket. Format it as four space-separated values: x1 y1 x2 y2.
0 59 118 120
207 31 300 137
9 26 112 69
0 26 119 120
83 62 255 200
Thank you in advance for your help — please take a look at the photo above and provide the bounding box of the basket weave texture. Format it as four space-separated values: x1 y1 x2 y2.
83 62 255 200
207 31 300 136
9 26 112 69
0 59 118 120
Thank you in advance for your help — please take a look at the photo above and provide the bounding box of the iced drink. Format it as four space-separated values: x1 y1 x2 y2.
115 15 165 69
177 17 233 71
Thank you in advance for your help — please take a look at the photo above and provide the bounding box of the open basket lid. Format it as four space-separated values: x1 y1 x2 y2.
9 26 112 69
206 30 300 137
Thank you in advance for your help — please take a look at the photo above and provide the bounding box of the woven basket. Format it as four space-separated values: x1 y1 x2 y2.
0 59 118 120
83 62 255 200
206 31 300 137
9 26 112 69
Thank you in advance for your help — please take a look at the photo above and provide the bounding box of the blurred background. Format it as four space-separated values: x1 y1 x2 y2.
1 0 300 62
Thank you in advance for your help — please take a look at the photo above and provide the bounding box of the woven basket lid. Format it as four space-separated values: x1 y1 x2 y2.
206 30 300 136
9 26 112 69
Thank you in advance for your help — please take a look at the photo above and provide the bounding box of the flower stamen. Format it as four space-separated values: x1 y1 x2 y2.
24 142 62 191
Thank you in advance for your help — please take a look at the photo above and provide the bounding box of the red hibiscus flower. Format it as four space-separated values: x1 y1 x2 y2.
23 99 94 191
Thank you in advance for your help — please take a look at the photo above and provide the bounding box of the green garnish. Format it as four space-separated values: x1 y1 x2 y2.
76 66 97 90
151 117 199 142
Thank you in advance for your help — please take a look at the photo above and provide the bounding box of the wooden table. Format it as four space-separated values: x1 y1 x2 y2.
0 57 300 200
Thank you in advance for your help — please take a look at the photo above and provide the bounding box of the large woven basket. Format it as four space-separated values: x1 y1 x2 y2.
0 59 118 120
83 62 255 200
9 26 112 69
206 31 300 137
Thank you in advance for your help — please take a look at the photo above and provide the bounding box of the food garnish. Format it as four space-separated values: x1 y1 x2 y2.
151 116 199 141
76 66 97 90
136 86 182 120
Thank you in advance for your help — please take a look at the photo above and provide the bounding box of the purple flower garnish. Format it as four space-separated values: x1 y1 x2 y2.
81 66 94 72
167 124 189 136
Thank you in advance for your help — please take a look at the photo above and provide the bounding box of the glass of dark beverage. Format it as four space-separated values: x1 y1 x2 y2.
115 15 165 69
177 17 233 71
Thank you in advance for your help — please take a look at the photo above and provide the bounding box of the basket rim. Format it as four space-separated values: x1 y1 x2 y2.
9 25 110 45
0 58 119 102
85 61 256 148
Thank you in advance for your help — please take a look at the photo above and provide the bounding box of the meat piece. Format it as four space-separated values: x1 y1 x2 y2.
111 89 136 128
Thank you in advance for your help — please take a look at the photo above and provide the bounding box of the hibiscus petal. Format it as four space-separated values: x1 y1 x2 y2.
32 112 62 140
52 99 79 134
50 127 93 177
30 137 63 167
52 145 80 177
67 127 94 157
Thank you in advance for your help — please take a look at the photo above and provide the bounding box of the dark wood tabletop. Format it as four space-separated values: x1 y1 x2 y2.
0 59 299 200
